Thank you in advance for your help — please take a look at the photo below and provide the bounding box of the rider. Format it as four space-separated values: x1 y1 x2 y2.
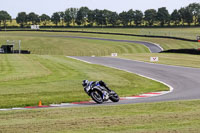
82 80 111 94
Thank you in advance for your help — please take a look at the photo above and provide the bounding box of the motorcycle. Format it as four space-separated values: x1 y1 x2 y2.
85 82 119 104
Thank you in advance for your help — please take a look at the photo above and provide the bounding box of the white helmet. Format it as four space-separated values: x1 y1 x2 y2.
82 80 89 87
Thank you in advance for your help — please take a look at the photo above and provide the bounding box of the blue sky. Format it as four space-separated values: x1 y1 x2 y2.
1 0 199 18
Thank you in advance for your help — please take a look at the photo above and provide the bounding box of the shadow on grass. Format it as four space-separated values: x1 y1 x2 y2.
160 49 200 55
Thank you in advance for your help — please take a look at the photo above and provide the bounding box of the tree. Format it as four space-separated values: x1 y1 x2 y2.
59 12 65 26
144 9 157 26
102 9 113 26
188 3 200 25
64 9 72 26
65 8 78 26
198 14 200 25
75 7 90 26
27 12 40 25
127 9 135 26
75 9 82 26
0 10 11 28
16 12 27 27
179 8 186 25
157 7 170 26
134 10 143 26
171 9 181 25
184 7 193 25
51 12 60 26
107 11 119 26
40 14 50 26
179 7 193 26
94 9 106 26
87 10 95 26
119 11 129 26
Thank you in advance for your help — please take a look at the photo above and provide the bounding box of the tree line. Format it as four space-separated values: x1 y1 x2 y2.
0 2 200 28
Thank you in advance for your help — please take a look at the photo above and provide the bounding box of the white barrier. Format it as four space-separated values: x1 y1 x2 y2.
31 25 40 30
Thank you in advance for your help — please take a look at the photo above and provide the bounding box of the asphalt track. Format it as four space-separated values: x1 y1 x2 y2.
68 56 200 105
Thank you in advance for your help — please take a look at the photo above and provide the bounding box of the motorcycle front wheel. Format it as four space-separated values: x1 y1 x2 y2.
109 91 119 102
91 90 103 104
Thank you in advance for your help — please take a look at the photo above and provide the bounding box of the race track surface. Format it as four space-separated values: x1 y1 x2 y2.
69 56 200 105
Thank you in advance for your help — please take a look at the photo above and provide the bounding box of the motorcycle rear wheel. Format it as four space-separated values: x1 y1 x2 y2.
91 90 103 104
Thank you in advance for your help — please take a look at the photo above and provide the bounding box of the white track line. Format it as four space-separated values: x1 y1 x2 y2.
144 41 164 51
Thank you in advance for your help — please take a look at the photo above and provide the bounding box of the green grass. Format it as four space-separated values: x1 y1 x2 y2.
5 20 200 39
42 27 200 40
0 31 149 56
119 53 200 68
0 31 199 55
0 100 200 133
0 54 168 108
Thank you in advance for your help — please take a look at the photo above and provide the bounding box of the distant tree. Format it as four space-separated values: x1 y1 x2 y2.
59 12 65 26
0 10 11 28
27 12 40 25
102 9 113 26
51 12 60 26
184 7 194 26
171 9 181 25
134 10 143 26
87 10 95 26
16 12 27 27
179 7 193 26
119 11 129 26
76 9 82 26
188 3 200 25
75 7 90 26
144 9 157 26
198 15 200 25
65 8 78 26
157 7 170 26
107 11 119 26
64 9 72 26
178 8 186 25
127 9 135 26
40 14 50 26
94 9 106 26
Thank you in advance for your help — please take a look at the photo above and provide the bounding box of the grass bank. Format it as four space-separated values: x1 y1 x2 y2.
42 27 200 40
0 100 200 133
0 31 149 56
119 53 200 68
0 31 199 54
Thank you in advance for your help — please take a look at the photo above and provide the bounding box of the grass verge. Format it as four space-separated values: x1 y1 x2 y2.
119 53 200 68
0 31 149 56
42 27 200 40
0 31 200 55
0 100 200 133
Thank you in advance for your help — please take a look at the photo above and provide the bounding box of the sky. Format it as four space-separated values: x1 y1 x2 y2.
1 0 200 18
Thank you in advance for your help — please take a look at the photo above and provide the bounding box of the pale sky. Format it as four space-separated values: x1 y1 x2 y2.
1 0 200 18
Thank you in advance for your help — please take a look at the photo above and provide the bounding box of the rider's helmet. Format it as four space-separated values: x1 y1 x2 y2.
82 80 89 87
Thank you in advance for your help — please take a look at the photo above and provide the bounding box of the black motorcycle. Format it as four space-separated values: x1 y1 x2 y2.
85 82 119 104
